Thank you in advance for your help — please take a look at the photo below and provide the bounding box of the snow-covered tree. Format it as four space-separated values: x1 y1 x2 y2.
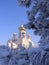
18 0 49 46
18 0 49 65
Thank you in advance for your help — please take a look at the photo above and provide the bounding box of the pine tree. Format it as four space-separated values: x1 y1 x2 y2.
18 0 49 46
18 0 49 65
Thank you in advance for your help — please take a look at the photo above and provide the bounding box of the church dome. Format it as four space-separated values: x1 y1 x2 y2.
19 25 26 31
13 33 16 36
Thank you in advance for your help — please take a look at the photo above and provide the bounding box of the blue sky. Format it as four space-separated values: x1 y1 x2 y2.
0 0 40 46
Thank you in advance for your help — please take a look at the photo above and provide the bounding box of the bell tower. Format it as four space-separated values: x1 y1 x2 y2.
18 25 26 38
18 25 29 48
12 33 17 42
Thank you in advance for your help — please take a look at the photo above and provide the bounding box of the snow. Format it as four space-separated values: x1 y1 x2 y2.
0 44 49 65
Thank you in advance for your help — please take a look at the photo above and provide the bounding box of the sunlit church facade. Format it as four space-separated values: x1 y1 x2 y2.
7 25 35 49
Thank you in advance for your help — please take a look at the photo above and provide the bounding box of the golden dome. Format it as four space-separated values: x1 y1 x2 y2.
13 33 16 36
19 25 26 31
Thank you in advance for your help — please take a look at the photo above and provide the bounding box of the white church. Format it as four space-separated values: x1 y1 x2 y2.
7 25 35 49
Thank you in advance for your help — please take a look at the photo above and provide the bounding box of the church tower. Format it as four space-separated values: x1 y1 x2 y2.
18 25 29 48
7 33 18 49
27 34 35 48
18 25 26 38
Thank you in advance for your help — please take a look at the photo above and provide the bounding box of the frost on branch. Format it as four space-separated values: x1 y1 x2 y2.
17 0 49 65
18 0 49 45
18 0 31 7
